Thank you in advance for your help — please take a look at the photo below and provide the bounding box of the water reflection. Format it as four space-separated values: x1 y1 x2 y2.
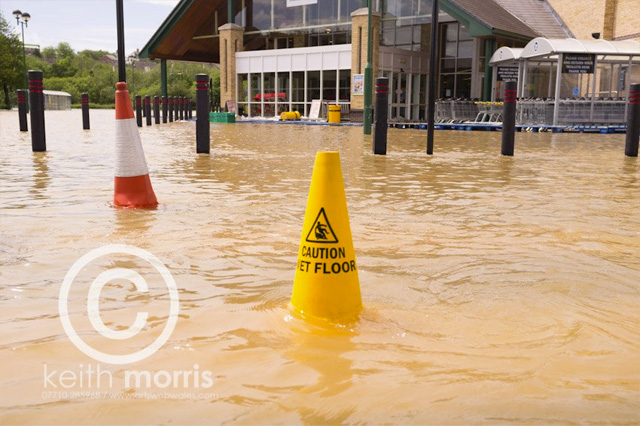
498 156 514 185
281 322 357 424
621 157 638 188
111 207 158 238
28 152 50 200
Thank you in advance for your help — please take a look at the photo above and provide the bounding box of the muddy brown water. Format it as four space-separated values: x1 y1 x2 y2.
1 109 639 424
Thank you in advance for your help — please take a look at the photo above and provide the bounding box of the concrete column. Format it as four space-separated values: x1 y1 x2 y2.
219 23 244 110
350 8 380 111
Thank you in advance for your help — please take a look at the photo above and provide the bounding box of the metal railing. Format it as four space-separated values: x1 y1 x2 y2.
435 98 628 126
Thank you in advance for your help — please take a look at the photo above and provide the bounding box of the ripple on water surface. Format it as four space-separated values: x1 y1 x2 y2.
0 110 639 425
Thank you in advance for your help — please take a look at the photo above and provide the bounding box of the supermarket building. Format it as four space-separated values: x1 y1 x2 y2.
140 0 638 120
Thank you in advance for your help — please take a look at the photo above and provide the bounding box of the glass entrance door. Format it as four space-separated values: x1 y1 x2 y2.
391 71 408 120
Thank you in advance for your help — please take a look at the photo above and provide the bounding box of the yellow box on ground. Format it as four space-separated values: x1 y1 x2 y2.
291 151 362 323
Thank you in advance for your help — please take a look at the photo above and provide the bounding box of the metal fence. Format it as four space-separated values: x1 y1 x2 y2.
436 98 628 126
554 99 627 125
516 99 554 125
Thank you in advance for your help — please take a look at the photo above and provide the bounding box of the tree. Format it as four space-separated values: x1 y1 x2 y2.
51 56 77 78
56 42 74 59
0 12 23 109
41 46 57 59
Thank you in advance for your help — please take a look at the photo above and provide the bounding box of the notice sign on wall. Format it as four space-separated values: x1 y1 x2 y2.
562 54 595 74
286 0 317 6
496 67 518 82
352 74 364 95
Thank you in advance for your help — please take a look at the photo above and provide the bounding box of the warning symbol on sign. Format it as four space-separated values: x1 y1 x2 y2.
305 208 339 244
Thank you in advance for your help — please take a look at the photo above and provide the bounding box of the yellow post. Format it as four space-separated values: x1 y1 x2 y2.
328 105 341 123
291 152 362 323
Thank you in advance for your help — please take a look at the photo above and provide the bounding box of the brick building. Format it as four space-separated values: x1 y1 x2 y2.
547 0 640 42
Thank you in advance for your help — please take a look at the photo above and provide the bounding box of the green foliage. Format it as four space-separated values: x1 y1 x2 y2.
41 46 56 59
51 56 77 78
0 12 24 108
10 36 221 107
56 42 74 59
78 49 109 61
26 55 51 75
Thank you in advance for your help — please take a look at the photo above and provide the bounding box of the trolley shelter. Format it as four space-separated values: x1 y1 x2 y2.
490 37 640 126
489 47 524 101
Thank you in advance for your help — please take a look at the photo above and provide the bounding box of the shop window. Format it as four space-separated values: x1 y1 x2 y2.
263 73 276 102
250 0 271 31
277 72 290 102
307 71 321 101
307 0 339 26
339 70 351 102
276 37 293 49
291 72 305 103
339 0 361 22
273 0 304 29
323 70 337 101
238 74 248 102
439 22 473 98
250 74 261 101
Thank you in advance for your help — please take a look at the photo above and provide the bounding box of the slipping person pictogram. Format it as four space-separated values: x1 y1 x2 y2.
305 208 338 243
315 222 329 240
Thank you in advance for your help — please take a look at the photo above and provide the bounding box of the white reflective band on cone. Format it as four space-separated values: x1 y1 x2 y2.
115 118 150 178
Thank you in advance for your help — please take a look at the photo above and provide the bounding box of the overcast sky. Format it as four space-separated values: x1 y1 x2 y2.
1 0 180 55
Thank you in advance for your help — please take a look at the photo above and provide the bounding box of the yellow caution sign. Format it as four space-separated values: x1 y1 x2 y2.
291 151 362 323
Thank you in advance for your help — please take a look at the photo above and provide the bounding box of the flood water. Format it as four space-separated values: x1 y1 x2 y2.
1 109 639 425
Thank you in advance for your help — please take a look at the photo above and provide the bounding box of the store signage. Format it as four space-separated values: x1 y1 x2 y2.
352 74 364 95
496 67 518 82
562 54 595 74
287 0 317 6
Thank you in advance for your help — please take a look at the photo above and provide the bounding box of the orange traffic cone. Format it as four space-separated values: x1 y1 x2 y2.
114 82 158 208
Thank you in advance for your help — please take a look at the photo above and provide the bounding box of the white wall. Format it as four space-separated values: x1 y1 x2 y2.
236 44 352 73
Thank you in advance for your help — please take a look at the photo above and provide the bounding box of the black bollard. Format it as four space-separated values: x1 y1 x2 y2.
188 98 193 119
168 97 174 122
28 70 46 152
196 74 210 154
81 93 90 130
174 97 179 122
179 97 185 121
162 96 167 123
17 89 28 132
373 77 389 155
625 83 640 157
145 96 152 126
135 95 142 127
154 96 160 124
501 81 517 156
